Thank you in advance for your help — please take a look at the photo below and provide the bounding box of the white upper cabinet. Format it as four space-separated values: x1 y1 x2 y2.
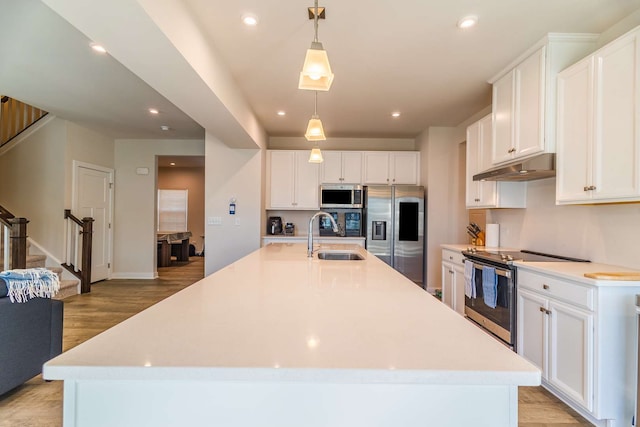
363 151 420 185
557 27 640 204
466 114 526 208
320 151 363 184
489 35 598 166
266 150 319 210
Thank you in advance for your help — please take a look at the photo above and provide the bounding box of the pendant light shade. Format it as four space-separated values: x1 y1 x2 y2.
304 115 326 141
299 42 334 91
308 146 324 163
299 0 333 91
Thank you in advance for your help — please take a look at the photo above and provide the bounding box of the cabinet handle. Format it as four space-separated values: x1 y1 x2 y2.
539 306 545 313
449 256 453 260
539 307 551 315
583 186 590 192
508 148 516 153
589 185 596 191
542 284 549 290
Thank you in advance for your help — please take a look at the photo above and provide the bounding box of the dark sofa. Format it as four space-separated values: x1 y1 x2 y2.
0 281 63 396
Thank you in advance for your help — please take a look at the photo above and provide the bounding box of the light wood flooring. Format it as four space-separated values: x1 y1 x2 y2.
0 256 593 426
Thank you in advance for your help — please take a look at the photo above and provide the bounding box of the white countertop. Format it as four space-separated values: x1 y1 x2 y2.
263 235 365 240
513 261 640 286
44 243 539 386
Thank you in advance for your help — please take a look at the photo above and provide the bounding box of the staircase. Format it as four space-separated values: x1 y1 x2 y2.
25 242 80 299
0 234 80 300
1 95 48 147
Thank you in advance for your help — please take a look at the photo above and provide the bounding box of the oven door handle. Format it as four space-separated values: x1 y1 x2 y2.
467 261 512 279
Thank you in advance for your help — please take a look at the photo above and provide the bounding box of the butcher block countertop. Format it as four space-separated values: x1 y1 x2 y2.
44 243 539 386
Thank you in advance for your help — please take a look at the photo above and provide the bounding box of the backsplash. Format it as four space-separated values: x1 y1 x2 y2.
488 178 640 269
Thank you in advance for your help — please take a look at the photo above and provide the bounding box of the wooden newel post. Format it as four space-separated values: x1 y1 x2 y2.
9 217 28 269
80 217 94 294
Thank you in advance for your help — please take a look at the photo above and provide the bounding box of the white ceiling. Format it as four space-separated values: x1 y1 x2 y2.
2 0 639 142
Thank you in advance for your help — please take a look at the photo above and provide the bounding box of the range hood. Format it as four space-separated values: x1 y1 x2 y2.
473 153 555 182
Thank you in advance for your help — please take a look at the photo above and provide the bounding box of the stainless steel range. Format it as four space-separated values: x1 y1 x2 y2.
461 248 589 350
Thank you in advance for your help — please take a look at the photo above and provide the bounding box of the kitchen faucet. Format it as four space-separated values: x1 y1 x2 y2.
308 211 339 257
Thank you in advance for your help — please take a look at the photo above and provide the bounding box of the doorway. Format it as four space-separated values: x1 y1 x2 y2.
156 155 205 275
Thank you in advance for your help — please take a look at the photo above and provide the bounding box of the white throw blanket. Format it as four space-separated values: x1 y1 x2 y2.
464 260 476 298
0 268 60 303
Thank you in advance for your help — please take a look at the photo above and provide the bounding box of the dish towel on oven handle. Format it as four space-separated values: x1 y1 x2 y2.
482 266 497 309
464 260 475 298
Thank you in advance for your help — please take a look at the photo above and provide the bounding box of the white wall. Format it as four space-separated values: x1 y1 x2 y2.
205 133 263 275
488 179 640 269
0 117 66 257
113 139 204 279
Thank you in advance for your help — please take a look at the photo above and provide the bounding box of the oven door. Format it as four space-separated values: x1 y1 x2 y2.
464 260 515 348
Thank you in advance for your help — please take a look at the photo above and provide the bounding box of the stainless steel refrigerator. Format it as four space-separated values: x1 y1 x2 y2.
365 185 425 286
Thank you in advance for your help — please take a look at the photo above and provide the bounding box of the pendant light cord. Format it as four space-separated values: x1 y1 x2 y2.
313 0 319 43
314 91 318 116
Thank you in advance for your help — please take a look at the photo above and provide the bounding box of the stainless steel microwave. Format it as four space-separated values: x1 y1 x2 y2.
320 184 363 208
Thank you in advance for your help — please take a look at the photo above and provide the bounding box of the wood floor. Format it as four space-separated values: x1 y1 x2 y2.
0 256 593 426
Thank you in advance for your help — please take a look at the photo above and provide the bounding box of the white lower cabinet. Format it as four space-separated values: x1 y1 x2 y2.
517 267 640 426
518 288 593 411
441 249 465 315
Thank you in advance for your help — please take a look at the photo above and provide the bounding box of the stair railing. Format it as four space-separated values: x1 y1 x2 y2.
0 204 28 270
62 210 94 293
0 96 48 148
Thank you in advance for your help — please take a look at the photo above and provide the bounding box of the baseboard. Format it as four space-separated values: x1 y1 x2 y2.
110 272 156 280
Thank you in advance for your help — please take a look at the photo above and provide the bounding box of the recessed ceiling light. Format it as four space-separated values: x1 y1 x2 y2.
242 14 258 26
169 162 176 166
90 43 107 53
277 111 286 116
391 112 401 118
148 108 159 115
160 125 170 131
457 15 478 29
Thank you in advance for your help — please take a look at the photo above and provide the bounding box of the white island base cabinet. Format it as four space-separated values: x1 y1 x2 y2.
61 380 519 427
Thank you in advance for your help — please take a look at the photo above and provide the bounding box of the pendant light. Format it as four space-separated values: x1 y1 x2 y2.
304 91 326 141
298 0 334 91
308 146 324 163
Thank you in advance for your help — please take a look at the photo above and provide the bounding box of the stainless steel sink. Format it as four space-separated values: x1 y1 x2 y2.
317 251 365 260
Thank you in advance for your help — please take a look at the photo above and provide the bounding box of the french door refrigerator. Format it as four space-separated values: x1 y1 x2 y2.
365 185 425 286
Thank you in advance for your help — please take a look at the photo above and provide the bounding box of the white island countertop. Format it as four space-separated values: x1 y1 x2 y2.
45 243 539 427
45 243 538 385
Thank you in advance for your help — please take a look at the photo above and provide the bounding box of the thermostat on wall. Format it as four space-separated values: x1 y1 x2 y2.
136 167 149 175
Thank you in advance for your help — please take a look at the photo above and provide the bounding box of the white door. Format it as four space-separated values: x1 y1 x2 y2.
74 162 113 282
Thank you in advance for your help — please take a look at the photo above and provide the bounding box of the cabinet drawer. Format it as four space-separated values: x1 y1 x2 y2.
442 249 464 266
517 270 594 310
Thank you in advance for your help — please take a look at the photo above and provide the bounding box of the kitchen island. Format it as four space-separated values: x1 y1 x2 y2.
44 243 539 427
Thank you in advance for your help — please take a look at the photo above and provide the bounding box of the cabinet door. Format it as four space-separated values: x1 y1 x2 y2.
268 151 296 208
492 71 516 164
294 152 320 209
466 122 481 207
390 152 419 184
441 261 454 310
466 116 497 208
517 288 548 376
452 264 466 316
341 152 363 184
515 47 545 159
477 115 498 206
363 152 390 184
556 58 593 203
320 151 343 184
547 300 594 411
592 32 640 201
